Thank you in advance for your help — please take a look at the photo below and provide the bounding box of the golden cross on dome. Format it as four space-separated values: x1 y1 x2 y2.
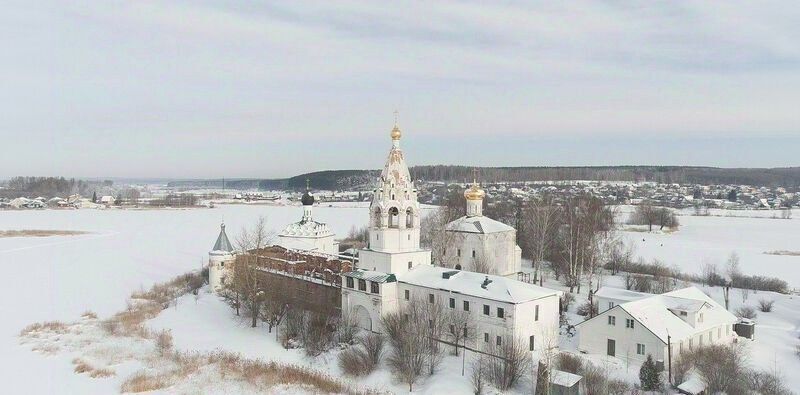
393 110 399 124
472 168 479 185
305 178 310 190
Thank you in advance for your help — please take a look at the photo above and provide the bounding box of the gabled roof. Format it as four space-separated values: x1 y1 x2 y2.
342 269 396 283
397 265 560 304
588 286 738 343
445 215 515 234
212 223 234 253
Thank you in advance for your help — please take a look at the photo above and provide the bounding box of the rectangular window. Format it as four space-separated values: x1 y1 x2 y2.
346 277 354 288
358 279 366 291
626 318 634 329
472 250 476 258
608 316 616 326
497 307 505 319
404 289 410 300
370 282 379 294
457 249 461 257
428 319 433 329
535 305 539 321
449 324 455 334
483 305 490 316
408 261 412 269
464 327 468 337
464 301 470 311
529 335 535 351
496 336 502 346
428 293 434 303
484 333 489 343
637 344 645 355
699 313 704 322
449 298 455 309
680 311 687 316
608 302 615 309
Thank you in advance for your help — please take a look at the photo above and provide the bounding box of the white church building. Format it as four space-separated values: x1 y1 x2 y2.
441 180 522 277
277 185 339 255
341 122 561 351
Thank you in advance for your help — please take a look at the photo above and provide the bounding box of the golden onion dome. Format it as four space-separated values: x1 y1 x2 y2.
390 123 402 140
464 183 485 200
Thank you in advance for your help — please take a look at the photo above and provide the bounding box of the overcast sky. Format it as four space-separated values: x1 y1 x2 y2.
1 1 799 179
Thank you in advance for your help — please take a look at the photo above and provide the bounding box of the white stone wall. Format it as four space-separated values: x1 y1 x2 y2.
277 234 338 255
341 279 399 332
444 231 521 276
358 249 431 274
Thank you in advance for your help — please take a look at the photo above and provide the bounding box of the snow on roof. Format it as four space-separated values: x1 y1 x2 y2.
550 369 582 387
343 269 396 283
617 286 737 343
397 265 560 304
445 215 515 234
279 220 334 238
677 369 706 394
211 223 234 253
594 287 650 302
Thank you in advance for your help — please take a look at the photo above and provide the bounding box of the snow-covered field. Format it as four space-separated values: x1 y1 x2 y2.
618 206 800 287
3 204 799 393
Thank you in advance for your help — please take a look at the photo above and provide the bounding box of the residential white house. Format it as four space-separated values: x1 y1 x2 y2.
440 180 523 277
577 286 738 364
277 185 339 255
341 121 561 352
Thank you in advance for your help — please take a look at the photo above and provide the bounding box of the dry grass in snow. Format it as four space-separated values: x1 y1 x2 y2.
18 271 371 394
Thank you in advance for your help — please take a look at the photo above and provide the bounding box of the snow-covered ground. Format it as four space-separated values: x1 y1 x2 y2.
618 206 800 287
3 203 799 393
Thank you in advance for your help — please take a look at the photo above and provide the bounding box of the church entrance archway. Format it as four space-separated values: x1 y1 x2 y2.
353 305 372 332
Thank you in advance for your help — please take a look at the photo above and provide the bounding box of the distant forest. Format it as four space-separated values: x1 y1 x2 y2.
166 165 800 191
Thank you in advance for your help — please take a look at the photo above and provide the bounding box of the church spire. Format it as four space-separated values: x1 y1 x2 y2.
464 168 485 217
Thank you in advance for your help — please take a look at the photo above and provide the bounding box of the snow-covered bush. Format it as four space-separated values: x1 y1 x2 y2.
735 305 758 319
575 300 598 317
155 329 173 356
757 299 775 312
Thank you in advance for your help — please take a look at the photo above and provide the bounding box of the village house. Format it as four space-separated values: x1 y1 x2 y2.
577 286 738 365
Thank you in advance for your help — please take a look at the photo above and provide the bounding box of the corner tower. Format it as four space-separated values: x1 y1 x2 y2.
209 222 235 292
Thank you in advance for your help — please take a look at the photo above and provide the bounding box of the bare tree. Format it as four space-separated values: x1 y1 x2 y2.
521 197 561 284
725 252 742 287
445 309 476 356
484 335 531 390
470 354 487 395
382 309 426 391
471 252 495 275
421 207 458 267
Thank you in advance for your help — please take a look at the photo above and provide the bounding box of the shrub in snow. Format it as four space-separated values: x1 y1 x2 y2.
748 370 793 395
735 305 758 319
556 352 583 375
483 336 531 390
155 329 173 356
560 293 575 312
638 354 662 391
757 299 775 312
575 301 598 317
338 347 370 376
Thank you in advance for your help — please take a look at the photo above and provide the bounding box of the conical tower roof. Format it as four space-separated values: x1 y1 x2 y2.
212 223 234 253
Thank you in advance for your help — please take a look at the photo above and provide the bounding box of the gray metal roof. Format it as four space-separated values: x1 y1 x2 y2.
343 269 396 283
212 223 234 252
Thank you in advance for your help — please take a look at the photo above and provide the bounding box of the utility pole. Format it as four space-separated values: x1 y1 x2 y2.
667 333 673 387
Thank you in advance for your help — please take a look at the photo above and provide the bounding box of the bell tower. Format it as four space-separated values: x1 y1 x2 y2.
368 120 420 253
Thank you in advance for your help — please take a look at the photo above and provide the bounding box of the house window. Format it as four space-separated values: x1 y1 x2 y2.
346 277 354 288
529 335 535 351
484 333 489 343
358 279 366 291
535 305 539 321
698 313 704 323
497 307 505 319
408 261 412 269
370 282 380 294
464 327 468 337
449 298 455 309
496 336 502 346
608 316 616 326
428 294 434 303
680 311 687 316
376 234 379 240
457 249 461 257
483 305 490 316
464 301 470 311
608 302 615 309
472 250 476 258
428 319 433 329
626 319 634 329
404 290 410 300
449 324 455 334
408 234 411 240
636 344 645 355
220 261 225 267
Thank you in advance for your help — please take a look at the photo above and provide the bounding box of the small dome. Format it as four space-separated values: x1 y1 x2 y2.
464 183 485 201
390 123 402 140
301 190 315 206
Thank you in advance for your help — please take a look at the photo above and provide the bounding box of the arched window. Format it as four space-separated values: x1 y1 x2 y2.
405 208 414 228
388 207 399 228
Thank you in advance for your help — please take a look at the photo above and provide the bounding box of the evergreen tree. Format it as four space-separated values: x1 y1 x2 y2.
92 191 97 203
114 195 122 206
639 354 662 391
